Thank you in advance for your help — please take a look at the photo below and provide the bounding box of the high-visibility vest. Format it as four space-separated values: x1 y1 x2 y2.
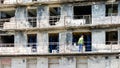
78 37 84 44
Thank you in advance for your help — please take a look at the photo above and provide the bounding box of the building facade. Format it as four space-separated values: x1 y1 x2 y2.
0 0 120 68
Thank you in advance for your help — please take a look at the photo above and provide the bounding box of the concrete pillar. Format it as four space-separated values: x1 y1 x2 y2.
92 2 105 24
110 57 119 68
66 31 72 45
37 57 48 68
37 32 48 53
92 3 105 18
11 58 26 68
61 4 73 18
14 31 27 47
118 29 120 44
118 1 120 16
88 56 106 68
92 30 105 51
59 31 66 53
37 5 49 28
15 7 27 19
59 57 76 68
61 4 73 25
15 7 29 28
59 31 72 53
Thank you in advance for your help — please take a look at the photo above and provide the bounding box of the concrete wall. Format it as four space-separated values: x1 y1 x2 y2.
11 58 26 68
92 30 105 51
88 56 120 68
118 1 120 15
37 5 49 28
59 57 76 68
59 31 73 53
92 3 105 18
92 2 120 25
0 56 120 68
37 57 48 68
15 7 30 28
118 29 120 44
14 31 27 47
37 32 48 53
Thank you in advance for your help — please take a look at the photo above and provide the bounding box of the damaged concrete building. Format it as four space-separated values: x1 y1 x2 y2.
0 0 120 68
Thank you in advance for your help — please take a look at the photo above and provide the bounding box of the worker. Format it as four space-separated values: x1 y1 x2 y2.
78 35 84 52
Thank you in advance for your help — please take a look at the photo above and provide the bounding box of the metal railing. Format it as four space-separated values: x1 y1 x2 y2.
49 16 60 26
0 41 119 55
0 18 10 28
1 14 120 29
65 15 92 26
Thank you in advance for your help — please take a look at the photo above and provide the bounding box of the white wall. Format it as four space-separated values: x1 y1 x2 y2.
92 30 105 51
37 57 48 68
11 58 26 68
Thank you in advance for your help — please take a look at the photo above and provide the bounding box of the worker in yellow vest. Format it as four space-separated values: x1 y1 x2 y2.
78 35 84 52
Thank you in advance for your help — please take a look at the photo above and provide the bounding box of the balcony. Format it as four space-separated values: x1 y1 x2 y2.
1 14 120 30
0 41 119 55
92 13 120 25
0 0 86 6
65 15 92 27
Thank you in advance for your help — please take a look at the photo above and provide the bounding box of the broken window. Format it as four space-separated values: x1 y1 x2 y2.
27 34 37 52
0 10 15 28
106 4 118 16
73 6 91 24
72 32 91 51
49 33 59 53
0 35 14 47
49 7 61 25
106 31 118 44
27 9 37 27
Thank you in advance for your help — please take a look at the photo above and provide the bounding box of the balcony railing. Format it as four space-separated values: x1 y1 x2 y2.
92 13 120 25
0 0 82 5
0 41 119 55
65 15 91 26
1 14 120 29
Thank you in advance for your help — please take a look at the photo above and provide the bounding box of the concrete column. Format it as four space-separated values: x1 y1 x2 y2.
14 31 27 47
61 4 73 25
37 32 48 53
37 5 49 28
59 57 76 68
37 57 48 68
61 4 73 17
118 29 120 44
92 3 105 18
88 56 106 68
66 31 72 45
92 3 105 24
92 30 105 51
118 1 120 16
110 57 119 68
59 31 66 53
15 7 29 28
15 7 27 19
11 58 26 68
59 31 72 53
